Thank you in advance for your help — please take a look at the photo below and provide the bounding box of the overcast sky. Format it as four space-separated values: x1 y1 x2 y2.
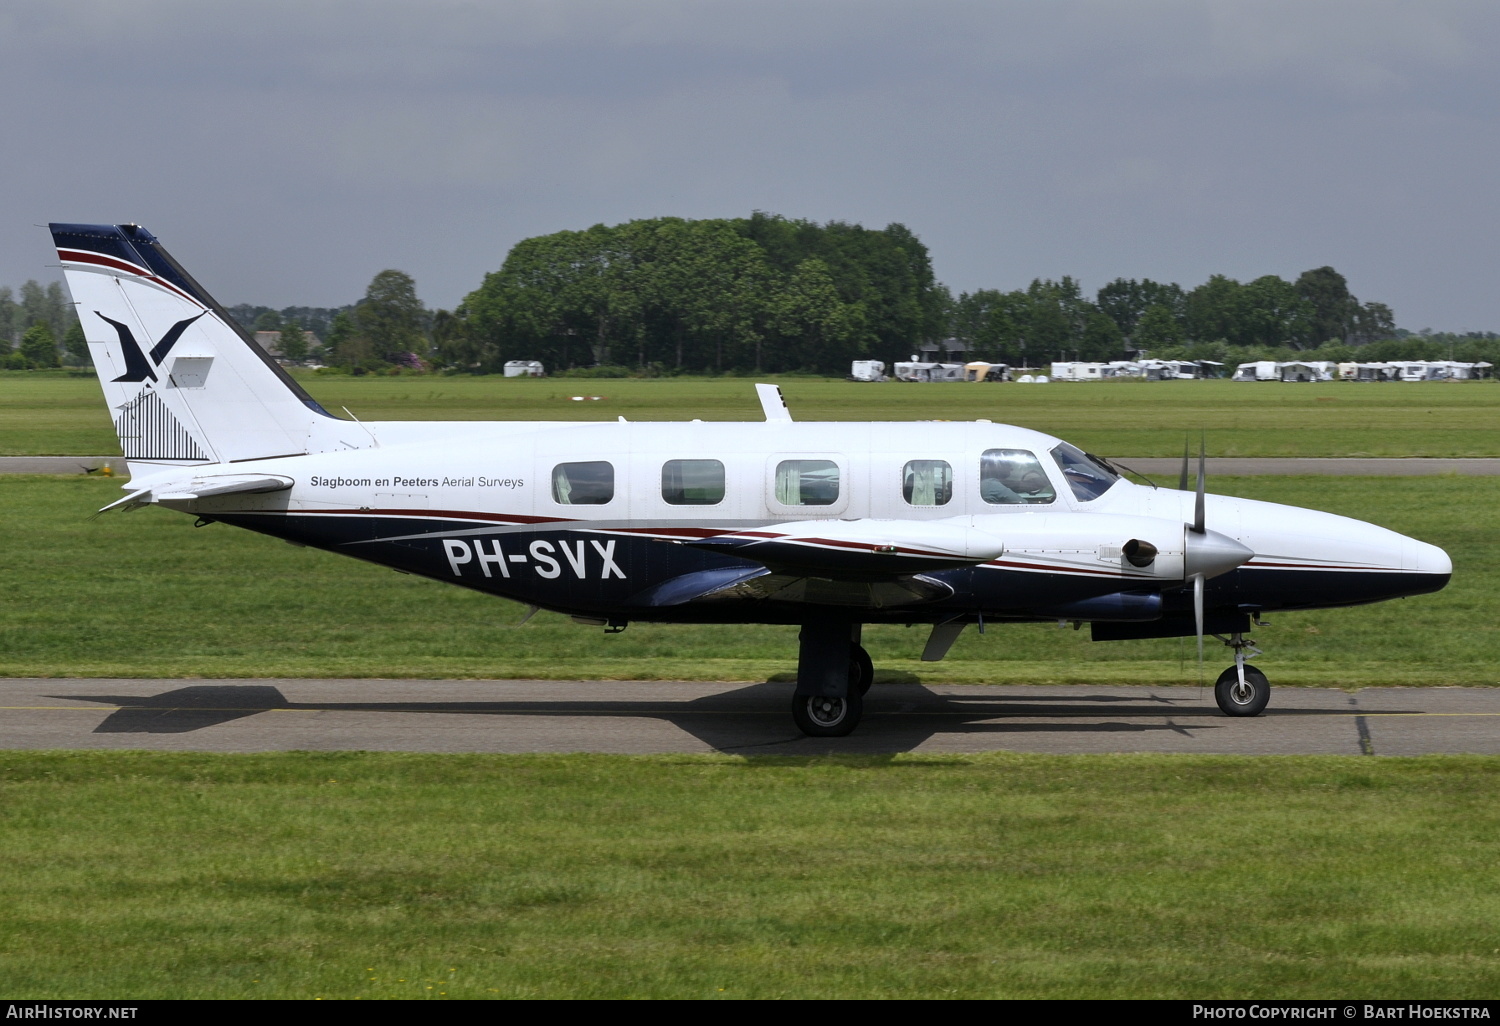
2 1 1495 330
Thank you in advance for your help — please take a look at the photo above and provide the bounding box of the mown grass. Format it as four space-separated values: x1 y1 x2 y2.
1 750 1498 999
1 474 1491 685
4 370 1499 457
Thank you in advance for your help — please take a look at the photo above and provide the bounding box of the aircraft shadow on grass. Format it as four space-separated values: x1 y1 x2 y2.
47 682 1405 754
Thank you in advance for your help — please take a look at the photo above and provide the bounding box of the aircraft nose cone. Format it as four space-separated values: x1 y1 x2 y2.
1184 527 1254 580
1406 537 1453 576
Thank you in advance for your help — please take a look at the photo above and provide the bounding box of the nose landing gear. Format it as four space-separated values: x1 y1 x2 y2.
1213 632 1269 716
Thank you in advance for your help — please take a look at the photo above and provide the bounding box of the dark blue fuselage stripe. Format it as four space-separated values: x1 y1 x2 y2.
206 511 1450 625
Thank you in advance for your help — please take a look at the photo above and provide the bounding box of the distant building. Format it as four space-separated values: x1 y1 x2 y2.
252 329 321 362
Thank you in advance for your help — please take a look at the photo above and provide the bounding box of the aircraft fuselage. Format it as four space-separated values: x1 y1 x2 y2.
152 418 1451 631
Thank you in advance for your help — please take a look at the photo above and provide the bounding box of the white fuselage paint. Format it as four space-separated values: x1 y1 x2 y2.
159 418 1452 596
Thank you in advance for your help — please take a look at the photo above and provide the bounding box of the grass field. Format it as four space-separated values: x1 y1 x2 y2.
1 474 1491 685
3 370 1499 458
3 371 1497 1001
2 750 1498 999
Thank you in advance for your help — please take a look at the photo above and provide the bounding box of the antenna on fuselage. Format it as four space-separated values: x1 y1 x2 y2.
755 383 793 423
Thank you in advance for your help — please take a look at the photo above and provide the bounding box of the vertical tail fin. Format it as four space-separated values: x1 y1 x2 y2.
50 223 354 471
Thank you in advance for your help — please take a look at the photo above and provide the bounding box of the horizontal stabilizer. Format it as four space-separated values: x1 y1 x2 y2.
681 518 1004 577
99 473 293 512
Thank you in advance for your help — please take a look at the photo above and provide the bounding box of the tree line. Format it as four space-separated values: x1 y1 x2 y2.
0 281 87 369
954 267 1397 368
422 214 1428 375
5 212 1497 375
441 213 943 376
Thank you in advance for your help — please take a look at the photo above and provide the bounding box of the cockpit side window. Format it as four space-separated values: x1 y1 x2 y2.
775 459 839 506
980 449 1056 505
552 461 615 504
1050 442 1119 502
903 460 953 506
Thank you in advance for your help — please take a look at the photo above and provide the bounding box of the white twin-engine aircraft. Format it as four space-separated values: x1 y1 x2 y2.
52 223 1453 737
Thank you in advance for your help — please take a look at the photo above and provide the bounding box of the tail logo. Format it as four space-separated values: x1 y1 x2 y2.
98 311 207 383
96 310 212 460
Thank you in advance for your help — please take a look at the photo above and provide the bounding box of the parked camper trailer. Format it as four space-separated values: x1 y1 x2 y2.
1051 362 1105 381
963 361 1009 382
894 361 966 382
1232 361 1279 382
849 360 887 382
503 360 546 377
1279 361 1334 383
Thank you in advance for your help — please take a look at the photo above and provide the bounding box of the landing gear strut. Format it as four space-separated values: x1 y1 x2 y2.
1213 632 1269 716
792 623 871 737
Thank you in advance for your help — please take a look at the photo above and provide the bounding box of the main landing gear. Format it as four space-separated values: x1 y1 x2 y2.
1213 632 1270 717
792 623 873 737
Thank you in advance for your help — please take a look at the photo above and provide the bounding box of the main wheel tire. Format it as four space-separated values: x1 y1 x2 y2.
792 691 864 737
850 643 874 696
1214 663 1270 717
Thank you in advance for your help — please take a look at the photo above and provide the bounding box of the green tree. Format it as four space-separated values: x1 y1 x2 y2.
325 310 377 372
768 258 853 371
1295 266 1356 345
354 270 427 365
20 281 70 344
277 319 309 363
62 320 90 367
459 213 942 374
0 286 17 348
1351 301 1396 345
19 323 58 368
1183 275 1244 345
738 213 940 364
1133 304 1182 349
1080 309 1125 359
1234 275 1313 348
431 308 480 371
1096 278 1185 339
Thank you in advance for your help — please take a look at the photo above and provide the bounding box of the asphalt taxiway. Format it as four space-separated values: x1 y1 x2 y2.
4 678 1498 756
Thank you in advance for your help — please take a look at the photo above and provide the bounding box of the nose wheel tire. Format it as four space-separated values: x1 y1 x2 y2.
792 692 864 737
1214 664 1270 717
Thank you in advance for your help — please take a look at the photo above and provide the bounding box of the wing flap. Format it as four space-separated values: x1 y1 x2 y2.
680 518 1004 577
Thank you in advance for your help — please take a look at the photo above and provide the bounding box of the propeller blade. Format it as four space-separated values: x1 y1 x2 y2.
1178 436 1190 491
1193 572 1205 675
1192 433 1206 535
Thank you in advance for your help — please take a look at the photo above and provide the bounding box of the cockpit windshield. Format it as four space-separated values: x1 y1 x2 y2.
1050 442 1119 502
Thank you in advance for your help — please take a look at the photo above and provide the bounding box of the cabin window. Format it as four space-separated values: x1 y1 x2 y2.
662 459 725 505
551 461 614 504
775 459 839 506
903 460 953 506
1050 442 1119 502
979 449 1056 505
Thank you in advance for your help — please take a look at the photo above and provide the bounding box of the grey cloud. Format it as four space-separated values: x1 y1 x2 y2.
2 1 1497 328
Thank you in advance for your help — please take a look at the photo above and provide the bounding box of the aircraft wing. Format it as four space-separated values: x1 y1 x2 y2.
679 518 1005 576
631 518 1001 609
